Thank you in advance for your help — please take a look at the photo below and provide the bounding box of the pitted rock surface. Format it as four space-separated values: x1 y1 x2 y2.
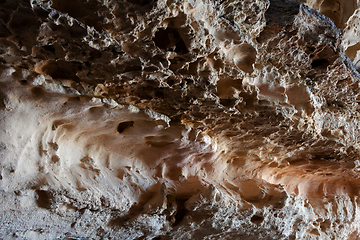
2 0 360 239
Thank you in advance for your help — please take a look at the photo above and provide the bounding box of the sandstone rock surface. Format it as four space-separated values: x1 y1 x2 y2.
2 0 360 239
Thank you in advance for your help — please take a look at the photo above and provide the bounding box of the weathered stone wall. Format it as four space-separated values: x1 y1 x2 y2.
2 0 360 239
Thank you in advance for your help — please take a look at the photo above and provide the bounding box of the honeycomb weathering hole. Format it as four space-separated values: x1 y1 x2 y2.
251 215 264 225
35 190 52 209
232 44 257 73
117 121 134 133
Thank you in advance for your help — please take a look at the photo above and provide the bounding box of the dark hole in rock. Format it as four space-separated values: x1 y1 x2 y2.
251 214 264 224
43 45 55 53
143 66 158 72
117 121 134 133
152 237 161 240
123 65 142 72
172 198 188 227
311 59 329 69
51 155 60 163
130 0 154 6
153 27 188 54
175 38 188 54
39 60 81 81
185 78 192 84
90 50 102 60
220 98 237 107
154 29 171 50
31 87 45 97
19 79 28 85
35 190 52 209
166 78 175 85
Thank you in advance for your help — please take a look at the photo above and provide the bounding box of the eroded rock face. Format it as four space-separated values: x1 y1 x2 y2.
2 0 360 239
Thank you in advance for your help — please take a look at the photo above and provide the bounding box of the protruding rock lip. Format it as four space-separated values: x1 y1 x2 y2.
306 0 357 29
260 164 360 199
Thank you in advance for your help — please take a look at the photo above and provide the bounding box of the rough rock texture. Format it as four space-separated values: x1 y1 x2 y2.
2 0 360 239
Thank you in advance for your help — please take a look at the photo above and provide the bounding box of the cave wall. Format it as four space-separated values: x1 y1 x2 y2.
1 0 360 239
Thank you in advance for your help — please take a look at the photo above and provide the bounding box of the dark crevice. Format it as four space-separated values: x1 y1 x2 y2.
172 198 189 227
311 59 329 69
